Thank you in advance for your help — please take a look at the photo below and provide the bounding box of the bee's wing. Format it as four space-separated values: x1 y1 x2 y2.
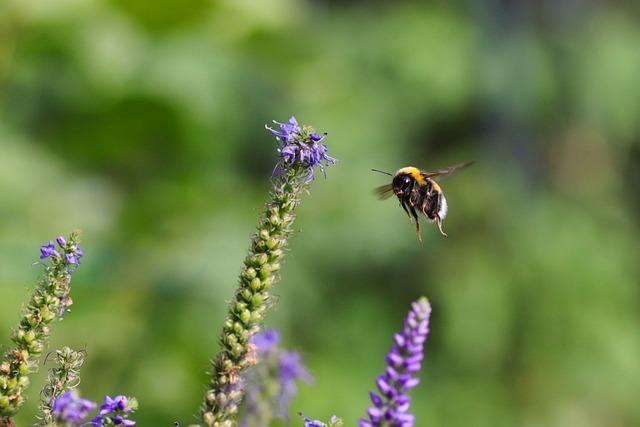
374 184 394 200
422 161 475 179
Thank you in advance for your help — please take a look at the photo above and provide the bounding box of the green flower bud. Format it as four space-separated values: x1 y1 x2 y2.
269 215 280 226
225 334 238 348
250 293 264 308
258 264 272 280
23 331 35 344
234 302 247 314
27 341 44 355
249 278 262 292
241 290 253 303
266 238 279 250
17 364 28 376
261 276 274 291
255 253 268 266
40 306 55 323
240 309 251 325
231 344 243 359
269 249 284 261
216 393 227 407
249 311 263 324
203 412 215 425
243 268 257 281
232 322 245 336
226 403 238 415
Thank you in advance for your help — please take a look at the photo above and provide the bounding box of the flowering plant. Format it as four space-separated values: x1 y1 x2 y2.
0 117 439 427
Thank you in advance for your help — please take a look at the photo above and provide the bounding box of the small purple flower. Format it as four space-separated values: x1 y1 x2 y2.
299 413 342 427
52 390 96 423
277 351 312 417
65 253 78 266
112 415 135 426
266 116 336 183
302 416 326 427
251 329 280 354
40 241 58 259
64 244 84 267
92 395 137 426
99 395 130 414
266 116 301 143
242 331 313 425
359 298 431 427
56 235 67 246
279 351 312 390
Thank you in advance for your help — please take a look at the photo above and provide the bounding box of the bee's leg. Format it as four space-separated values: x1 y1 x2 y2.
400 201 411 219
435 215 448 237
408 205 422 243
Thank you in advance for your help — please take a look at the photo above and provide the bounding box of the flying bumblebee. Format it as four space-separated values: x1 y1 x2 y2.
373 161 474 242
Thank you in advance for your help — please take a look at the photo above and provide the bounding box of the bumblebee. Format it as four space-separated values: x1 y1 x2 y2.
374 161 474 242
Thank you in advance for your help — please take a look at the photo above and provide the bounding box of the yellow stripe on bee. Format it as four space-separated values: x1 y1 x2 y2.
430 180 441 192
396 166 427 186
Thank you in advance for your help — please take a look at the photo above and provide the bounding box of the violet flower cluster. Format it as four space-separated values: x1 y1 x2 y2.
240 330 312 427
91 395 138 426
359 297 431 427
266 116 337 183
51 390 96 425
49 392 137 426
40 235 84 268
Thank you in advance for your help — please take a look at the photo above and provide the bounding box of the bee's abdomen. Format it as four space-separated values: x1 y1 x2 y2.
420 178 446 220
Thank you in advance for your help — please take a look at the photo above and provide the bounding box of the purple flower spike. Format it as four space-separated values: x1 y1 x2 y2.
40 241 57 259
266 116 336 183
359 297 431 427
52 390 96 423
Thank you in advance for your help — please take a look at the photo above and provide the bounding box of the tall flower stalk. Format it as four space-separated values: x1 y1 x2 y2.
359 297 431 427
199 116 336 427
0 233 83 426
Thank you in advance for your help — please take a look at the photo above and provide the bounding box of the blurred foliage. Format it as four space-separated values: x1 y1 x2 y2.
1 0 639 426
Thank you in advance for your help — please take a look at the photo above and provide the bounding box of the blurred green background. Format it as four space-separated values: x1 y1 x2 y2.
1 0 639 425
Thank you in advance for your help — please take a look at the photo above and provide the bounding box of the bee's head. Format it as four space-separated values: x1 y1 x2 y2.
392 173 414 196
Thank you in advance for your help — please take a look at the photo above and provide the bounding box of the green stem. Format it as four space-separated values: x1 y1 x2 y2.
200 176 302 427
